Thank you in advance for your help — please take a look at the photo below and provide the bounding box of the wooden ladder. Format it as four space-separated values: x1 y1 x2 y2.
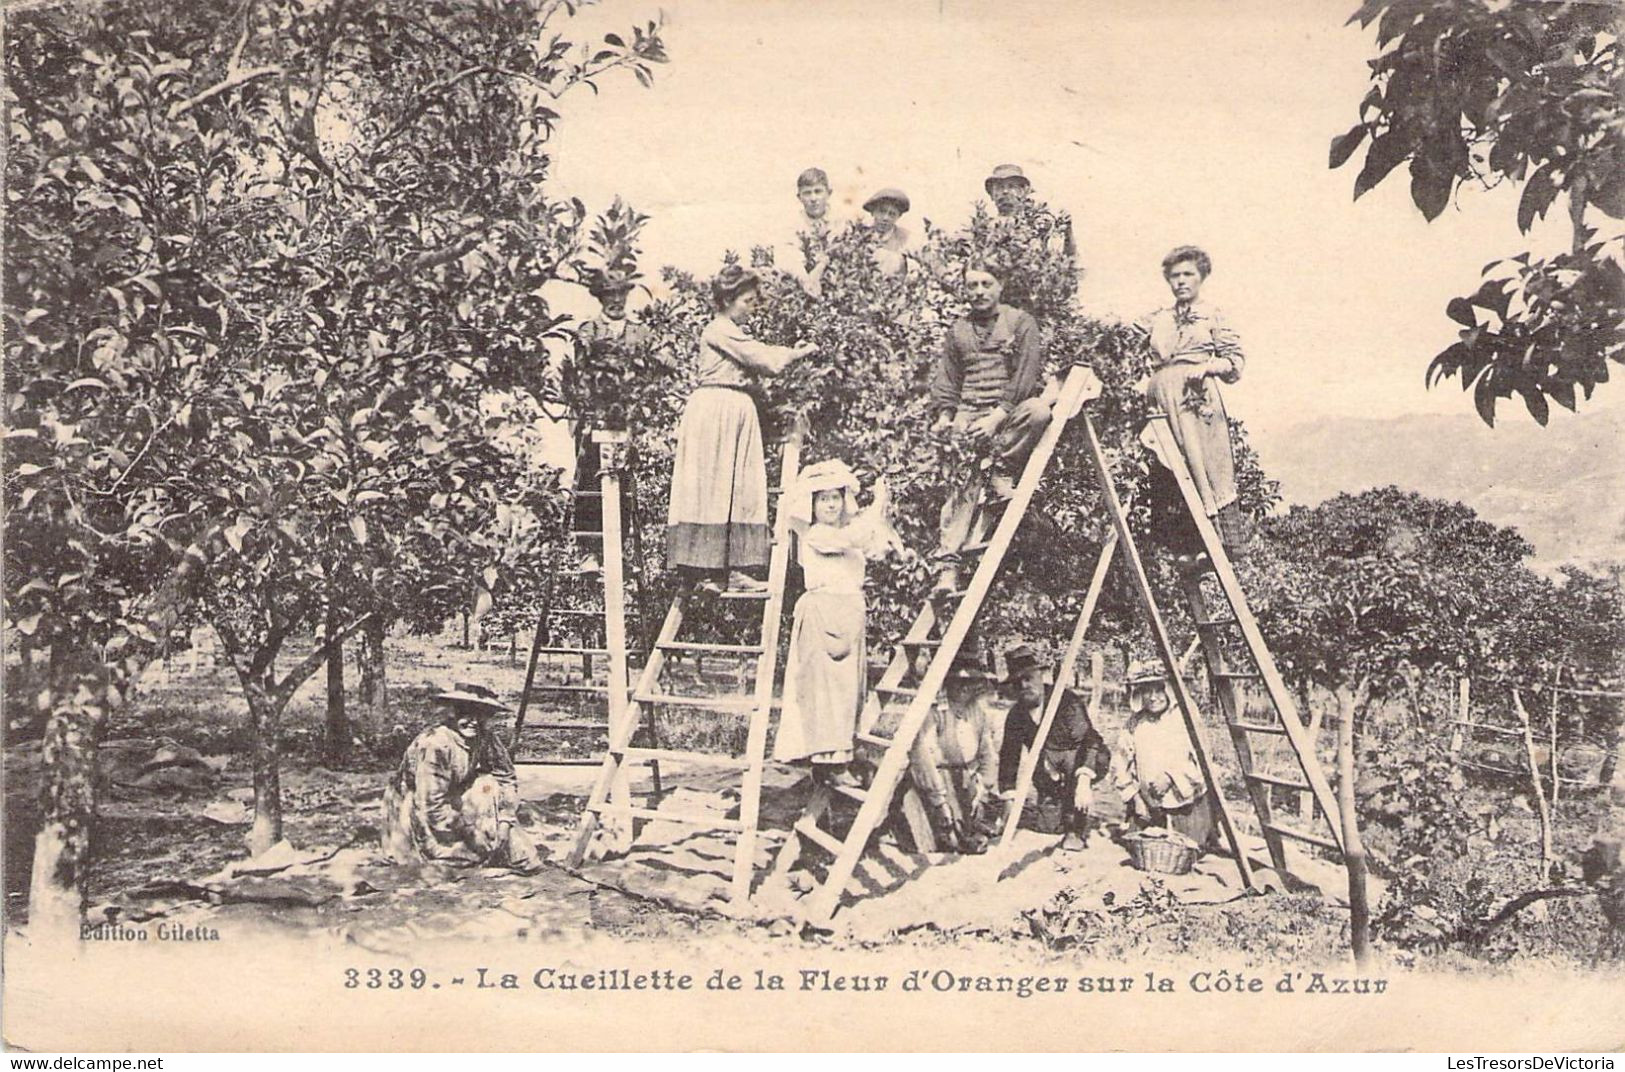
566 427 803 906
1142 413 1345 869
510 431 658 797
773 365 1101 925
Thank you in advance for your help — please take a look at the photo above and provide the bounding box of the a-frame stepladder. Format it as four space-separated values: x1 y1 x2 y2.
996 412 1345 871
1140 414 1345 869
566 426 804 907
510 430 659 796
765 364 1243 924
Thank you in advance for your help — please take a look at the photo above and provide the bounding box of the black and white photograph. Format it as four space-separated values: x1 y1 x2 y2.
1 0 1622 1054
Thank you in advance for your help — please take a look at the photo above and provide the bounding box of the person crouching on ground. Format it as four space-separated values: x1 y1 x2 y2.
383 682 544 874
929 259 1053 594
773 460 904 786
667 265 818 594
905 651 1002 854
997 643 1111 851
1110 662 1217 849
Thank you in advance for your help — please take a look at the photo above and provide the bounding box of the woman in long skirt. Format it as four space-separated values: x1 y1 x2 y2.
772 460 901 785
1136 245 1250 559
668 265 817 593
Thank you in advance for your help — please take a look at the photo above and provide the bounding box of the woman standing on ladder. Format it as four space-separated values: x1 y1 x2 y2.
773 460 902 786
1136 245 1250 560
668 264 818 594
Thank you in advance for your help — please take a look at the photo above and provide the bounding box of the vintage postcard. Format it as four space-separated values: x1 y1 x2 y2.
3 0 1622 1054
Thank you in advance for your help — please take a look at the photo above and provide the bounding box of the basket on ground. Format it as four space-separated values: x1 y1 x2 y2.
1123 828 1200 875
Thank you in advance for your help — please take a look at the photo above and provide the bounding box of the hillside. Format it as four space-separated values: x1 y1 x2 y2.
1250 408 1625 570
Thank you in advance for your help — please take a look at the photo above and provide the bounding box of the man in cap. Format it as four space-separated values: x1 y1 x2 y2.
1110 661 1217 849
997 643 1111 851
900 650 1002 854
928 258 1054 593
779 166 837 296
382 682 545 873
862 187 916 277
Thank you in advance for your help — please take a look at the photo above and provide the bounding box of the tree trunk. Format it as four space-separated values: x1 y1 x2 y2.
1335 685 1371 965
1513 688 1554 886
323 587 348 766
460 611 470 650
27 666 104 944
357 613 387 731
246 682 283 856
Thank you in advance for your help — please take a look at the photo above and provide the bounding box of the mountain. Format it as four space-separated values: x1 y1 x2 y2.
1249 408 1625 571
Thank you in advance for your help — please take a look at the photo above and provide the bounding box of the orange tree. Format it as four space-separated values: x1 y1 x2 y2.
1332 0 1623 425
3 0 664 936
567 196 1280 661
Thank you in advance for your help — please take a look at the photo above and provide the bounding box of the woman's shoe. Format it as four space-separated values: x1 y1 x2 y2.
825 766 862 789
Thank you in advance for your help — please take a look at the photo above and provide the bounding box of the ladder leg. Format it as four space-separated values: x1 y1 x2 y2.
998 530 1118 847
1078 413 1257 892
771 783 830 881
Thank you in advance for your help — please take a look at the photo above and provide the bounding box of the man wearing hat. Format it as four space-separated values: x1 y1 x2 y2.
984 163 1078 258
779 167 837 296
1110 661 1217 849
382 682 544 873
997 643 1111 850
984 163 1033 218
862 187 916 277
900 649 1002 854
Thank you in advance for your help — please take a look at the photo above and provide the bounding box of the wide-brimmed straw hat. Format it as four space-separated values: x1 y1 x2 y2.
862 187 911 215
1125 661 1167 688
586 268 637 297
785 458 862 528
433 682 509 715
984 163 1031 195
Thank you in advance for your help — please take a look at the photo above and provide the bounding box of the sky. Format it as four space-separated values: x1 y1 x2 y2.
541 0 1616 443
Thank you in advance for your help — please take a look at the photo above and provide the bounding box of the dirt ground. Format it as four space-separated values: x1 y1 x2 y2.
1 628 1612 970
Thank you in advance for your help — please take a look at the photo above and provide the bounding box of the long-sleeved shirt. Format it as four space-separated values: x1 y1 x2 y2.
1111 708 1206 810
909 693 1000 816
929 304 1045 417
388 723 519 859
695 315 800 389
1137 301 1244 383
997 688 1110 792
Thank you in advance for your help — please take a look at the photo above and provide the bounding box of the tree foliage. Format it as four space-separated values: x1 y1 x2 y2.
1333 0 1624 424
4 0 664 917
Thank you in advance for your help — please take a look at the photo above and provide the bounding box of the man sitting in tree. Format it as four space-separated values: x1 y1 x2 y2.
996 643 1111 851
383 682 544 874
929 259 1054 593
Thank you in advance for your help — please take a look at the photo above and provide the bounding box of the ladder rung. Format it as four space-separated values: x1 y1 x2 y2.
961 541 992 556
829 783 869 805
1246 770 1310 790
593 804 744 832
717 589 770 601
1228 720 1288 736
1213 670 1263 680
527 683 610 695
620 746 747 769
571 531 604 539
658 641 764 655
532 647 610 657
901 638 941 649
515 757 606 766
793 818 845 856
548 609 604 617
876 684 917 697
1266 822 1341 852
523 720 609 732
855 732 892 750
573 490 603 498
634 691 761 711
1194 617 1238 629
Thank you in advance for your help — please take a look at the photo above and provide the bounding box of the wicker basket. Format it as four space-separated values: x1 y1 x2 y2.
1124 829 1200 875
